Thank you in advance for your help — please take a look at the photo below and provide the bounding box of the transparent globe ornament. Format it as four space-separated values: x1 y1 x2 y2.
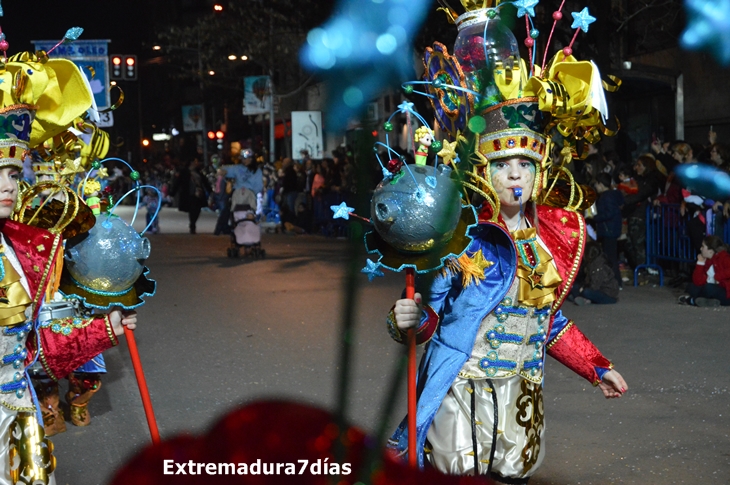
453 8 520 112
65 215 151 294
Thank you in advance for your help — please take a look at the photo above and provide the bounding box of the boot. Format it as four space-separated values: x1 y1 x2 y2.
35 379 66 437
66 373 102 427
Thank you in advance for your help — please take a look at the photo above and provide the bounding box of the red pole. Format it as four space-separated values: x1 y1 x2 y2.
405 267 417 467
124 327 161 445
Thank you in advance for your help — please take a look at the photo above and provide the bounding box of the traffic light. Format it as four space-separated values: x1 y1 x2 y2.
111 55 137 80
111 55 123 79
216 130 224 150
124 55 137 80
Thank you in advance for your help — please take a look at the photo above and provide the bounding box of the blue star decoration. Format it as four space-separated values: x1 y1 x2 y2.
571 7 596 32
331 201 355 220
397 101 415 114
514 0 540 18
300 0 431 128
681 0 730 65
361 259 385 282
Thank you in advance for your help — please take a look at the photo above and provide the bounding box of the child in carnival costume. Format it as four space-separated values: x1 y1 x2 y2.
388 1 627 483
0 45 138 484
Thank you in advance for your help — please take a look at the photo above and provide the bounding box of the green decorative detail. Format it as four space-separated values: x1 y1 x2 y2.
130 171 140 181
48 317 92 336
468 116 487 134
487 9 497 19
390 171 405 185
502 105 539 129
383 121 393 132
402 84 414 94
437 73 459 111
91 160 101 169
431 140 443 152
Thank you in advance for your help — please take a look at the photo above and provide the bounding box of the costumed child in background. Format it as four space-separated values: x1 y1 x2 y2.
678 235 730 306
414 126 433 166
386 2 627 482
0 32 147 485
29 173 113 436
0 123 137 484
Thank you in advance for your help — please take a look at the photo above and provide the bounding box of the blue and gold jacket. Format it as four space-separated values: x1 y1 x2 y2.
387 205 614 467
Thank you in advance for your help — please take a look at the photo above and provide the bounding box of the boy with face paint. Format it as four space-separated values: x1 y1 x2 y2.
385 100 627 484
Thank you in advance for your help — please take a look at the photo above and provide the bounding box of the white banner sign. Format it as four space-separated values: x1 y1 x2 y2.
243 76 271 115
96 111 114 128
291 111 323 160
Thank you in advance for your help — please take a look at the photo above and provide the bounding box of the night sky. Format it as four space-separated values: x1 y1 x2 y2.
3 0 163 56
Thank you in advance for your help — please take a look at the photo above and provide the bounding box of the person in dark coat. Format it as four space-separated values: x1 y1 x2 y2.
173 159 210 234
622 155 663 268
590 172 624 287
571 242 621 305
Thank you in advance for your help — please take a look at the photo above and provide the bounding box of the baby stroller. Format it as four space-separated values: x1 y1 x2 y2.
227 187 266 259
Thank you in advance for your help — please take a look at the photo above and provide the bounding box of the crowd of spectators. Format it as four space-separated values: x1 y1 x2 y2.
131 130 730 307
572 130 730 307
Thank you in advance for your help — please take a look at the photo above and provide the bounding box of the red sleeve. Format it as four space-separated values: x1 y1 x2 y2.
692 261 708 286
386 304 439 345
33 315 118 381
546 320 613 385
714 252 730 284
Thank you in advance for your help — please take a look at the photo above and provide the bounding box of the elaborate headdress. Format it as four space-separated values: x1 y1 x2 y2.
418 0 619 211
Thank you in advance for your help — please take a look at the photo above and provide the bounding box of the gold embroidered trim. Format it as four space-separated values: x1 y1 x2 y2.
551 213 584 311
386 308 404 343
0 400 34 412
105 314 118 346
37 346 58 382
546 320 574 350
32 234 61 307
516 379 544 474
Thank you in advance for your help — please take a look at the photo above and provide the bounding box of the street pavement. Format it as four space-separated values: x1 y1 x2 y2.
49 207 729 484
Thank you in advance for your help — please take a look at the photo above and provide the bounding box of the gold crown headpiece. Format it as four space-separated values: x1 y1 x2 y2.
417 1 615 211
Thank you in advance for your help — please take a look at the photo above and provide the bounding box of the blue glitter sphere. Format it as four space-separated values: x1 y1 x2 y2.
370 164 462 253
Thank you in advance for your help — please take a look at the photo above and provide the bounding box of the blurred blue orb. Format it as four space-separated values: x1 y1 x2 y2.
681 0 730 64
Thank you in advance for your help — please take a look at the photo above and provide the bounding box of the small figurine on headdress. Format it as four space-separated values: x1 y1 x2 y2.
413 126 433 166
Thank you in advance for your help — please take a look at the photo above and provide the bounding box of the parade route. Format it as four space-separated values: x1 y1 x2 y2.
50 207 730 484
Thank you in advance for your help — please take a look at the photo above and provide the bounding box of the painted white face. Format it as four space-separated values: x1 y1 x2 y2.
490 157 536 209
0 167 19 220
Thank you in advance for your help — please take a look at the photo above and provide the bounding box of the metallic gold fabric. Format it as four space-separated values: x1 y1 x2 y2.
426 376 545 479
8 412 56 485
0 250 31 327
511 228 562 308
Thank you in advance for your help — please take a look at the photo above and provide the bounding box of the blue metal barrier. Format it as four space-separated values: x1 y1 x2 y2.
634 203 695 286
